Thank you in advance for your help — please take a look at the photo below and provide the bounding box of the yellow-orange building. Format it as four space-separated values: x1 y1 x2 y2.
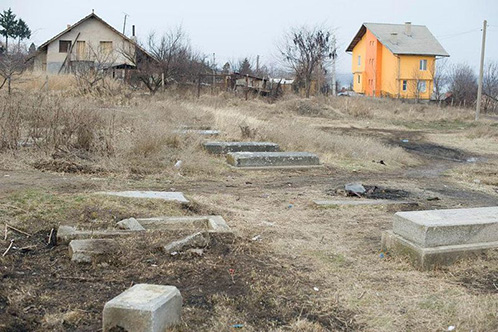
346 22 449 100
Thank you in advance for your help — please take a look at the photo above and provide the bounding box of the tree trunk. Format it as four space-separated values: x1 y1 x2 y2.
7 76 11 95
305 77 310 98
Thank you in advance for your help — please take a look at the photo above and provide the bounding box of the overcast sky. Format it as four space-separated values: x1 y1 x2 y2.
3 0 498 75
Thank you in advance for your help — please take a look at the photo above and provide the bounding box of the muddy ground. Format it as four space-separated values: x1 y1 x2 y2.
1 122 498 331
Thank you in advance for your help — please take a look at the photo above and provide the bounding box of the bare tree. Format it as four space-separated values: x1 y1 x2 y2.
0 47 28 94
280 25 336 98
431 58 449 102
483 61 498 112
448 63 478 107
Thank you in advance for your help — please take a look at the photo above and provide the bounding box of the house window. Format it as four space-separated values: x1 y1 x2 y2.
357 74 361 84
402 80 407 91
358 55 361 66
420 59 427 71
99 41 113 55
59 40 71 53
418 81 427 92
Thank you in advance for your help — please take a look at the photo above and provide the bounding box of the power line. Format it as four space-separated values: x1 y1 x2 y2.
437 28 481 40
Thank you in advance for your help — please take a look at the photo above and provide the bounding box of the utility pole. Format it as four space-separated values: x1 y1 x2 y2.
331 39 337 96
212 53 216 94
475 19 487 121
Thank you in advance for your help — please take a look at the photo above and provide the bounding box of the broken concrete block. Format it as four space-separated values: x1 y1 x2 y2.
103 284 182 332
57 226 133 245
345 183 366 195
227 152 320 168
69 239 118 263
163 232 210 254
99 191 189 204
203 141 279 154
136 215 231 233
393 206 498 248
116 217 146 231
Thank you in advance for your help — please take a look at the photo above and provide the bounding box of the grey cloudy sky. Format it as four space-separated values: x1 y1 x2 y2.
3 0 498 74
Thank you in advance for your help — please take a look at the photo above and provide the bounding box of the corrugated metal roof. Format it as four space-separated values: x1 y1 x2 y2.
346 23 449 57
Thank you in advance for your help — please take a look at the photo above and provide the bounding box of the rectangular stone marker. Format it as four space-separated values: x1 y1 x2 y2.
393 206 498 248
382 206 498 269
314 199 417 207
100 191 189 204
136 215 231 233
69 239 118 263
163 231 210 254
227 152 320 168
174 129 220 136
57 226 134 245
103 284 182 332
203 141 279 154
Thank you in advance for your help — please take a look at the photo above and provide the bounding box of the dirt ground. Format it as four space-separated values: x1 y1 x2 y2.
1 99 498 331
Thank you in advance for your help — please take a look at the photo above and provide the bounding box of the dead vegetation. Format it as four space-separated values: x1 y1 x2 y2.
1 77 498 331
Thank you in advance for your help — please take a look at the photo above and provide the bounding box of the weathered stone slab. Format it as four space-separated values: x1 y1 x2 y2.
116 217 146 231
163 231 210 254
381 230 498 270
136 215 231 233
100 191 189 204
393 207 498 248
69 239 118 263
227 152 320 168
174 129 220 136
57 226 134 245
203 141 279 154
314 199 417 207
103 284 182 332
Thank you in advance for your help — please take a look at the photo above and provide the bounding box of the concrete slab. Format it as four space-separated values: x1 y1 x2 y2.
99 191 189 204
103 284 182 332
203 141 279 154
381 230 498 270
136 215 231 233
227 152 320 168
163 231 210 254
174 129 220 136
393 206 498 248
69 239 118 263
57 226 134 245
314 199 417 207
116 217 146 231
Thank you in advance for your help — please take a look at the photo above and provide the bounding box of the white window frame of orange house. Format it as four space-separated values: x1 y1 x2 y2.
419 59 427 71
402 80 407 91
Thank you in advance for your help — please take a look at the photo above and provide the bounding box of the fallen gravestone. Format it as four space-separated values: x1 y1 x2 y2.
174 129 220 136
203 141 279 154
314 199 417 208
116 217 146 231
227 152 320 168
69 239 118 263
57 226 134 245
99 191 189 204
163 231 210 254
103 284 182 332
381 206 498 269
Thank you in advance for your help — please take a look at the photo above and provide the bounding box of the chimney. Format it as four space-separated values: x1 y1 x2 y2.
132 25 135 37
67 24 71 29
405 22 412 36
390 32 398 45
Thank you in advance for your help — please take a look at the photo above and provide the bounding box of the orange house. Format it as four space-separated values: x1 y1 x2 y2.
346 22 449 100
